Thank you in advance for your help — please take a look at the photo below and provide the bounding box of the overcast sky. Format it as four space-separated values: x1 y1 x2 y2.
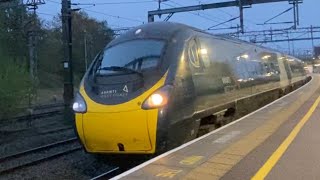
35 0 320 55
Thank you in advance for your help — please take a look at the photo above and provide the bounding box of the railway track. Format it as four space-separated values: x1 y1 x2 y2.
31 103 64 110
90 167 120 180
1 103 64 123
38 126 74 135
88 154 153 180
0 137 81 175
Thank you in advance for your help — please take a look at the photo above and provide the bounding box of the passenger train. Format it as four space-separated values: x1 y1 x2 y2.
73 22 308 155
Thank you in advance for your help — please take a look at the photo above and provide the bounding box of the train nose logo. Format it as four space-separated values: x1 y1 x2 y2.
123 85 129 93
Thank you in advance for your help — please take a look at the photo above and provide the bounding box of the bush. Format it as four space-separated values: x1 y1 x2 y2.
0 55 34 119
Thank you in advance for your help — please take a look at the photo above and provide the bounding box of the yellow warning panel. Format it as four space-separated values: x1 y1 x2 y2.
179 156 204 165
156 169 183 178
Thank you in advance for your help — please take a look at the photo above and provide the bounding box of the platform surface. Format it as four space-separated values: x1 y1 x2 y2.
113 74 320 180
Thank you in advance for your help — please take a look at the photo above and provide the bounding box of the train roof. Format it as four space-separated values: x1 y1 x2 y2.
107 22 194 47
108 21 272 51
107 22 303 62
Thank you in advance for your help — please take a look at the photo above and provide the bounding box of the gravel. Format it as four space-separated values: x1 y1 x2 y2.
0 141 80 173
0 150 121 180
0 114 75 160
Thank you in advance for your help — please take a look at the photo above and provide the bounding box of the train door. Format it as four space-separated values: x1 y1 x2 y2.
169 40 197 122
282 55 293 84
166 37 199 147
187 38 207 97
277 53 290 88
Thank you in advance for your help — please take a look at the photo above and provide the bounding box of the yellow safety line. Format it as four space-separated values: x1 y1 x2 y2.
252 96 320 180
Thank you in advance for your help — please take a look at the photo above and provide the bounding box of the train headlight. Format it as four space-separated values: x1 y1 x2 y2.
73 93 87 113
150 94 164 106
142 85 173 109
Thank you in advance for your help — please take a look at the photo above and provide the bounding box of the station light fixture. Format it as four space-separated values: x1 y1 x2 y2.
236 53 249 61
262 55 271 60
199 48 208 55
241 54 249 59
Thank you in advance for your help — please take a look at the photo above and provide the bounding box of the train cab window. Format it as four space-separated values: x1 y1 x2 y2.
85 39 168 105
140 57 159 69
96 40 165 75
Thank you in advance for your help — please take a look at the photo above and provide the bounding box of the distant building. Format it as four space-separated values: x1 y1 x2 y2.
314 46 320 59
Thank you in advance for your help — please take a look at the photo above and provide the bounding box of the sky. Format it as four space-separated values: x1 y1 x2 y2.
34 0 320 56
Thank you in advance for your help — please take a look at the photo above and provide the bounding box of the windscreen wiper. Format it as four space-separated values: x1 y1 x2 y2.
98 66 143 77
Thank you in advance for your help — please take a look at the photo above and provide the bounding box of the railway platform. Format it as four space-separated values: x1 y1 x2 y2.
112 74 320 180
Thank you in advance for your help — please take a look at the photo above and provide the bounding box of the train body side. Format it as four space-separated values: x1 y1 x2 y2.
161 28 307 150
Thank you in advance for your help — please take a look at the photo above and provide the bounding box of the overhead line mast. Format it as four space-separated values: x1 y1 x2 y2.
61 0 74 121
25 0 45 80
148 0 303 33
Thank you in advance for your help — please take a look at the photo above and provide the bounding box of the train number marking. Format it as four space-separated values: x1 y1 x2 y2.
179 155 203 165
123 85 128 93
156 169 182 178
212 131 241 144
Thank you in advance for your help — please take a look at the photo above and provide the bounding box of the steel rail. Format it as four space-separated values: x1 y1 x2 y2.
90 167 120 180
0 137 80 174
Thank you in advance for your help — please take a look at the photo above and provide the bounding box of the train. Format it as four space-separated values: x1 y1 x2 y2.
73 22 308 155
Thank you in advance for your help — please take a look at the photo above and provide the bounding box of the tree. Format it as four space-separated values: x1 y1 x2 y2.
0 1 35 118
0 3 114 118
71 11 114 78
0 1 30 60
0 56 32 119
37 11 114 86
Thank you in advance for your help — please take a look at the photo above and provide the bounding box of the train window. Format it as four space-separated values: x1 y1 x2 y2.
199 37 282 88
287 58 305 78
97 40 165 75
199 49 210 68
191 37 238 95
259 53 280 77
198 37 245 81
